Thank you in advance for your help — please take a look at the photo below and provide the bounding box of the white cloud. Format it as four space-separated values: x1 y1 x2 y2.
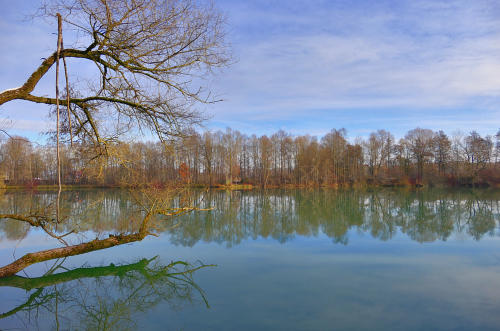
207 0 500 136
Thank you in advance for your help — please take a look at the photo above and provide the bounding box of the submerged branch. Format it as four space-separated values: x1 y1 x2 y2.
0 212 153 278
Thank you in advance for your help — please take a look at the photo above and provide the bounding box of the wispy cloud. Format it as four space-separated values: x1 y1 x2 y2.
207 0 500 136
1 0 500 139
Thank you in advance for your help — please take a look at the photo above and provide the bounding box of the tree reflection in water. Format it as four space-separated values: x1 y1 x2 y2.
0 189 498 329
0 189 498 247
168 189 500 246
0 257 213 330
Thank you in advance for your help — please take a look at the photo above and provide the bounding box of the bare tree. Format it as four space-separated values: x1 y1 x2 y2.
222 128 242 185
201 132 215 186
464 131 493 183
405 128 434 184
495 129 500 166
0 137 33 185
0 0 228 277
433 130 451 176
0 0 229 149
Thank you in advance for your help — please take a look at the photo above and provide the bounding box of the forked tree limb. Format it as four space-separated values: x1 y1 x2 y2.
0 213 73 246
0 49 91 106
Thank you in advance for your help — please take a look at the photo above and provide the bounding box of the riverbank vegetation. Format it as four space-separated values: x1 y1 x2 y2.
2 127 499 188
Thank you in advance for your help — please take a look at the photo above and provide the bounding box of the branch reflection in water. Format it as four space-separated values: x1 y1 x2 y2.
0 187 212 277
0 257 213 330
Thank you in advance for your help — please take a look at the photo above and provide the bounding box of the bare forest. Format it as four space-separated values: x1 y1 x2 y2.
3 127 499 188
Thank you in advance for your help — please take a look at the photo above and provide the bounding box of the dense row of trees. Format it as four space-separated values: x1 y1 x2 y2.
2 127 499 187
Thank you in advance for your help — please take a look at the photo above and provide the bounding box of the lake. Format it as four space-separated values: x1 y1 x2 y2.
0 188 499 330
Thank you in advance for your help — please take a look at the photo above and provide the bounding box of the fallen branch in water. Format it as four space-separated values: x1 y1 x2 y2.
0 212 153 278
0 199 213 278
0 232 149 278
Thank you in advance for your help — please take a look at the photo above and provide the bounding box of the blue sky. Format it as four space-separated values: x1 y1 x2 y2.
1 0 500 141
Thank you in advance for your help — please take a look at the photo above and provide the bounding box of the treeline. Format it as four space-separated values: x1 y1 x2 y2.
1 127 500 187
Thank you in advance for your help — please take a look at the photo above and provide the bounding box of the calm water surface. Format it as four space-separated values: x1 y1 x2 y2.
0 189 499 330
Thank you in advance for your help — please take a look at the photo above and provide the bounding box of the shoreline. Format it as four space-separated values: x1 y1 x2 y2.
1 182 499 191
